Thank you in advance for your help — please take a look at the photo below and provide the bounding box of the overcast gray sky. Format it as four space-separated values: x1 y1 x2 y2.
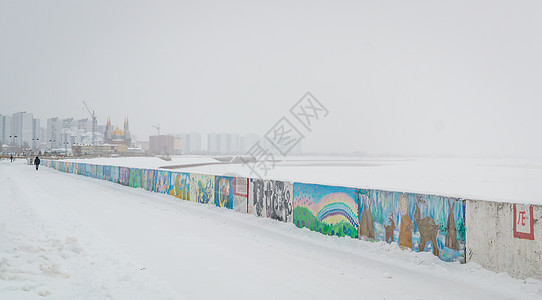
1 1 541 157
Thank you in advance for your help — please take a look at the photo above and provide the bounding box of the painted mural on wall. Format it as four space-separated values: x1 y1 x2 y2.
190 174 215 204
141 169 155 192
154 170 170 194
78 163 85 176
215 176 233 209
84 164 91 177
233 177 248 213
103 165 111 181
91 165 97 178
97 165 104 179
110 166 120 183
129 168 141 188
169 172 190 200
43 160 467 264
249 179 293 222
119 167 130 186
358 189 465 262
293 183 359 238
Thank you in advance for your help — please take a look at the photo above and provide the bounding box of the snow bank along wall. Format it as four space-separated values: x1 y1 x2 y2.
43 160 541 280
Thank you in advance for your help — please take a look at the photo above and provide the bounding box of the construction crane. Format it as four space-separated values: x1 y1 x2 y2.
152 124 160 136
83 101 97 145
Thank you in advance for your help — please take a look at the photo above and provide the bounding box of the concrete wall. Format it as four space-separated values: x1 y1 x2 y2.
43 159 542 280
359 190 465 263
466 200 542 280
189 173 215 204
232 177 248 213
249 179 293 222
293 182 359 239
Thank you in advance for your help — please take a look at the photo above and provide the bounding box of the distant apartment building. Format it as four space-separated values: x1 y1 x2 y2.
47 117 61 148
0 112 42 150
149 135 174 155
207 133 221 154
0 115 12 145
173 136 182 154
207 133 242 154
32 118 41 149
225 133 239 154
78 118 92 132
176 132 202 154
11 112 34 147
46 116 110 151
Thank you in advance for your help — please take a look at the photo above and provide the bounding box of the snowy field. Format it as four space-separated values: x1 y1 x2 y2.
66 156 542 204
1 159 542 299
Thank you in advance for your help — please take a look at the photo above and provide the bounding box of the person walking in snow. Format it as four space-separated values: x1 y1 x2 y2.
34 156 40 170
10 155 13 162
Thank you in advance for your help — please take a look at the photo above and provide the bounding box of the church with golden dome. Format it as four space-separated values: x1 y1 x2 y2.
104 117 131 146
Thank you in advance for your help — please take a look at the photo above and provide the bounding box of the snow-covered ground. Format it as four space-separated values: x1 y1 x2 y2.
1 159 542 299
66 156 542 205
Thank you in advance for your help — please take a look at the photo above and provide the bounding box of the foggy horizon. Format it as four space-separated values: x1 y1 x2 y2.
2 1 541 158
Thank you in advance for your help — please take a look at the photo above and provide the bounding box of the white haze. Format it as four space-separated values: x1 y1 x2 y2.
1 0 541 158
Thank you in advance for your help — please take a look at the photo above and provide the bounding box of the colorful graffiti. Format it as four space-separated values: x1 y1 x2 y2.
169 172 190 200
129 168 141 188
190 174 215 204
141 169 155 191
85 164 92 177
91 165 97 178
103 165 111 181
215 176 233 209
233 177 248 213
97 165 104 180
154 170 170 194
293 183 359 238
119 167 130 186
110 166 120 183
249 179 293 222
77 163 85 176
42 159 467 264
358 190 465 262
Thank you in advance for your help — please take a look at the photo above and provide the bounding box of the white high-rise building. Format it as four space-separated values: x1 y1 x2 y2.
0 115 10 145
47 117 98 149
47 117 60 148
32 118 41 150
78 118 91 132
225 133 239 154
206 133 251 154
10 112 34 148
177 133 202 154
189 132 202 153
0 112 42 151
207 133 221 154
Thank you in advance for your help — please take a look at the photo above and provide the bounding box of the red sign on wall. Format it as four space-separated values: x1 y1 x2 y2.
513 203 534 240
